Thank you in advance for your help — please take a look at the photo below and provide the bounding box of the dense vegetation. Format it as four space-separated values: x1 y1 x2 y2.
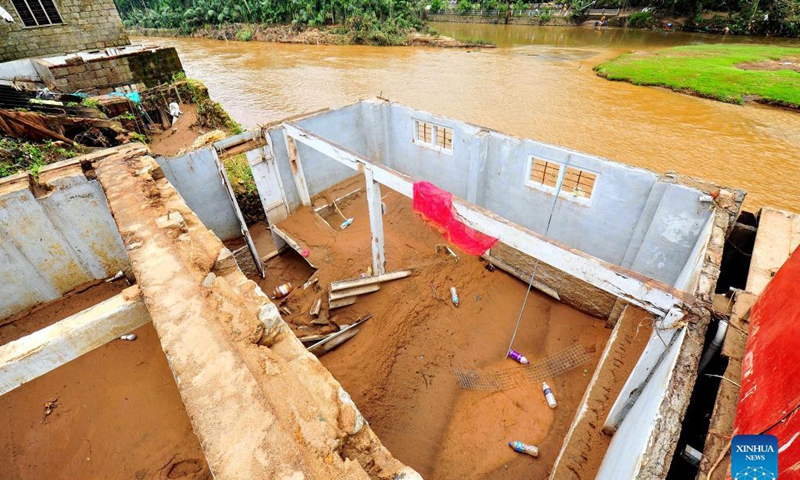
596 44 800 107
0 137 81 180
118 0 428 44
432 0 800 36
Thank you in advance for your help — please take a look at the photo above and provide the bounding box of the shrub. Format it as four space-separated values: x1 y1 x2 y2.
628 11 654 28
235 28 254 41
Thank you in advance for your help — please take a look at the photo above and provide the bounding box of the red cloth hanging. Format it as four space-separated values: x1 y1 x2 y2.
412 181 498 256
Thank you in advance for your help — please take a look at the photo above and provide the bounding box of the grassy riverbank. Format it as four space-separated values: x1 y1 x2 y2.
596 44 800 108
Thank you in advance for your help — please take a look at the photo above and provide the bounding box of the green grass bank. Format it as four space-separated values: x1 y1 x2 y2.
596 44 800 109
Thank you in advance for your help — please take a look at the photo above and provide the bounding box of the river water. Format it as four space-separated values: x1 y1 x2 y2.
132 25 800 211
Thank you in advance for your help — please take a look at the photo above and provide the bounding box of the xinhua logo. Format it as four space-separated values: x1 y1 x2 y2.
731 435 778 480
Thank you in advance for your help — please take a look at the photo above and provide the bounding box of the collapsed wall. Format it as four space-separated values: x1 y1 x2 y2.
0 151 129 319
91 144 419 479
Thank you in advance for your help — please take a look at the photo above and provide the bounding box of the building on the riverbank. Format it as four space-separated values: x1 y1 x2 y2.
0 0 128 62
2 98 774 479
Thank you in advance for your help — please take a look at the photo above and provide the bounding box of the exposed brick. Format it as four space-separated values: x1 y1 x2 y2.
0 0 128 62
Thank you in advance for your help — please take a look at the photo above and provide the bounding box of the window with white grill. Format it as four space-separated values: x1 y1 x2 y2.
526 157 598 204
414 119 453 153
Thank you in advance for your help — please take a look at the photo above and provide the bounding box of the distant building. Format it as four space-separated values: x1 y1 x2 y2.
0 0 129 62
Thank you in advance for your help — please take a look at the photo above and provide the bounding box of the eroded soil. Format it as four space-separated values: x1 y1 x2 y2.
266 175 615 479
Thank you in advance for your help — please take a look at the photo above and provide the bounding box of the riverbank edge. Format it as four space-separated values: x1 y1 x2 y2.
594 47 800 112
596 71 800 111
127 25 496 48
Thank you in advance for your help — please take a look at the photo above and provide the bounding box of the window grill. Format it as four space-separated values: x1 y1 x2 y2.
561 166 597 198
416 120 433 145
437 125 453 150
414 119 453 152
530 158 560 189
527 157 598 202
12 0 63 27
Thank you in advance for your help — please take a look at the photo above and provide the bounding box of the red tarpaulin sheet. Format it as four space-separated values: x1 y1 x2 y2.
731 245 800 477
412 181 498 256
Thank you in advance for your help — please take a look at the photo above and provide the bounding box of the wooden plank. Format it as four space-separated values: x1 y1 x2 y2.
329 296 357 309
0 288 149 396
283 122 691 316
330 270 412 292
329 284 380 301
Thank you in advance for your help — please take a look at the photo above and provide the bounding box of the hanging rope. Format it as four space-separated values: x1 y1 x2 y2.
505 155 572 359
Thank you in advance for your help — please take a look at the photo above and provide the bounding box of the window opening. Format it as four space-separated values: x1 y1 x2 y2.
12 0 63 27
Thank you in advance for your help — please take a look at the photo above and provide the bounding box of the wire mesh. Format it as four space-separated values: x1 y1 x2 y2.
454 343 591 391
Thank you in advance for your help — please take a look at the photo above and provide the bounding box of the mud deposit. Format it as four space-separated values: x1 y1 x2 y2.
269 175 614 479
0 322 209 480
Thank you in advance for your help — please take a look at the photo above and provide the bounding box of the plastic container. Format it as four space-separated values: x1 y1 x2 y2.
508 349 530 365
450 286 459 307
273 283 292 299
543 382 558 409
509 441 539 457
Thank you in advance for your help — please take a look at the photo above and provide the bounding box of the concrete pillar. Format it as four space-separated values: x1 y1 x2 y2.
0 286 149 396
466 131 489 205
282 128 312 206
365 168 386 275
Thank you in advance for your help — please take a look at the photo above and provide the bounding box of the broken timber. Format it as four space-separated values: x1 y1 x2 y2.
330 270 412 291
283 122 692 316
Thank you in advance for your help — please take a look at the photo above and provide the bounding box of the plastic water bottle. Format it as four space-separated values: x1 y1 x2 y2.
272 283 292 299
508 349 530 364
450 286 459 307
509 441 539 458
340 218 354 230
543 382 558 409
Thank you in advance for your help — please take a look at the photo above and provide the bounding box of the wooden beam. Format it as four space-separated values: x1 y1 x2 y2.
330 270 413 291
283 122 693 316
365 168 386 275
282 128 312 206
329 284 381 301
0 287 149 396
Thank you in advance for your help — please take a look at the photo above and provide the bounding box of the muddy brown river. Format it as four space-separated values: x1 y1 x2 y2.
133 25 800 211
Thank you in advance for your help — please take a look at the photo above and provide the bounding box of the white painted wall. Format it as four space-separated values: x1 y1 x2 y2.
267 100 713 286
157 148 241 241
595 327 688 479
0 164 129 320
0 58 40 82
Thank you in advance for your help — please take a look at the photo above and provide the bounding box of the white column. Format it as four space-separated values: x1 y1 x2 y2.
282 129 312 206
365 168 386 275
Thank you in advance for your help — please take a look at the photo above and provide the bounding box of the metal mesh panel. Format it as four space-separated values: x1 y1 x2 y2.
454 343 591 391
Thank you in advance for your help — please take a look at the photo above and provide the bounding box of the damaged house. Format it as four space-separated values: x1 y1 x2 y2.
3 98 781 480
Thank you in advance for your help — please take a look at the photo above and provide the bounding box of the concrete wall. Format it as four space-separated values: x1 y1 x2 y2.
372 101 712 286
266 100 713 287
0 58 39 82
596 327 687 480
0 0 129 62
44 47 183 94
269 103 369 212
157 148 241 242
0 161 129 320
